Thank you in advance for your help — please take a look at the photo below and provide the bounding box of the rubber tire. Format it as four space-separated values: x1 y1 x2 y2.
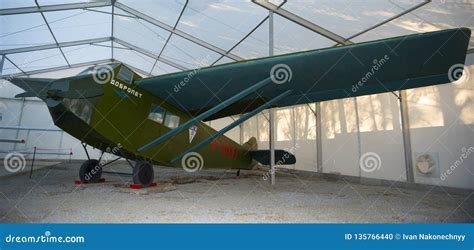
79 159 102 183
133 161 154 186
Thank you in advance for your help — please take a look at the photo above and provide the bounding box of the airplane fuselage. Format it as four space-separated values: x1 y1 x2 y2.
48 64 255 170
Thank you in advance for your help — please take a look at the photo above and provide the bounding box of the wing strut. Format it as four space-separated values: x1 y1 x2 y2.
137 76 273 153
170 89 293 163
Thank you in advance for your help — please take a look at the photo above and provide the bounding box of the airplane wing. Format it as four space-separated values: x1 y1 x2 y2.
137 28 471 121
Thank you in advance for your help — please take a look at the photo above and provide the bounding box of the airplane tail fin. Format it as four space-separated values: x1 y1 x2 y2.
242 137 258 151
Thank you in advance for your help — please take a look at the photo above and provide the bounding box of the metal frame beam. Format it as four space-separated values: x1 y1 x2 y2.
113 38 188 71
34 1 70 67
0 1 112 15
269 9 276 185
346 0 430 41
111 59 153 77
252 0 351 45
149 0 189 76
114 2 243 61
0 37 112 55
399 90 415 183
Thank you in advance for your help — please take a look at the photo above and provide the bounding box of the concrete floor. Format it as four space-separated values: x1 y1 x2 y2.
0 161 472 223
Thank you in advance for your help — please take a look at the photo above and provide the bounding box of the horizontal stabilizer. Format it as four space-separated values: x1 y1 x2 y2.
249 150 296 165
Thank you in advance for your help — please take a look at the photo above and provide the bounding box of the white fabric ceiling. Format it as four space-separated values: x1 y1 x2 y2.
0 0 473 78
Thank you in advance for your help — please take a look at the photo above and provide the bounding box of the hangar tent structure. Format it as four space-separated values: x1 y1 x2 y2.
0 0 473 189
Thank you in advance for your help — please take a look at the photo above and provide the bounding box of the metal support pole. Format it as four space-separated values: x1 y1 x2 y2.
13 98 26 151
269 10 276 185
399 90 414 183
354 98 362 177
315 103 323 173
0 55 4 74
29 146 36 178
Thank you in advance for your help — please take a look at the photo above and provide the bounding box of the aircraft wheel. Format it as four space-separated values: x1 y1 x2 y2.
79 159 102 183
133 161 154 186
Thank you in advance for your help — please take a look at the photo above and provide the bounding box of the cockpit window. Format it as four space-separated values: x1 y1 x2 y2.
148 105 165 124
117 66 134 84
164 112 180 129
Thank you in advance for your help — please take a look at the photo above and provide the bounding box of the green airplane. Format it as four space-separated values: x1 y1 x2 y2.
8 28 471 186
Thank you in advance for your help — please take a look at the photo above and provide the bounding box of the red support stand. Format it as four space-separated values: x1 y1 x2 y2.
129 182 157 189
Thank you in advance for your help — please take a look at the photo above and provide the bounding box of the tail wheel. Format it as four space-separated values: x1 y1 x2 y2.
133 161 154 186
79 159 102 183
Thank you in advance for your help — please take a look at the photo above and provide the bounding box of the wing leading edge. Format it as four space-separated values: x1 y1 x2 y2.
137 28 471 121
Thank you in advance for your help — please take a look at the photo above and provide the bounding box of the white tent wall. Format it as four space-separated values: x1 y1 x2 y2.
408 54 474 190
239 55 473 190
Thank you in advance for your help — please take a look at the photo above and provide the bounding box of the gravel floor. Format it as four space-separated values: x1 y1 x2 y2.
0 161 472 223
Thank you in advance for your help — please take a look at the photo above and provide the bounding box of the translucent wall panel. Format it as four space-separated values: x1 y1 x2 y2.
257 111 269 145
274 108 295 169
44 7 111 42
213 56 234 66
114 9 170 55
321 98 359 176
232 15 333 59
113 42 155 73
30 65 98 78
208 116 240 143
353 0 474 48
242 116 258 145
7 48 67 71
357 93 406 182
0 13 54 50
408 56 474 190
160 34 221 69
283 0 416 39
177 0 268 51
62 42 111 64
409 0 474 49
1 57 21 76
118 0 186 27
0 98 24 152
151 61 180 76
37 0 92 6
294 104 317 172
0 1 35 9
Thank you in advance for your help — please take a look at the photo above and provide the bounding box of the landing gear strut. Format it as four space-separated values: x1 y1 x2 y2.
78 143 155 187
